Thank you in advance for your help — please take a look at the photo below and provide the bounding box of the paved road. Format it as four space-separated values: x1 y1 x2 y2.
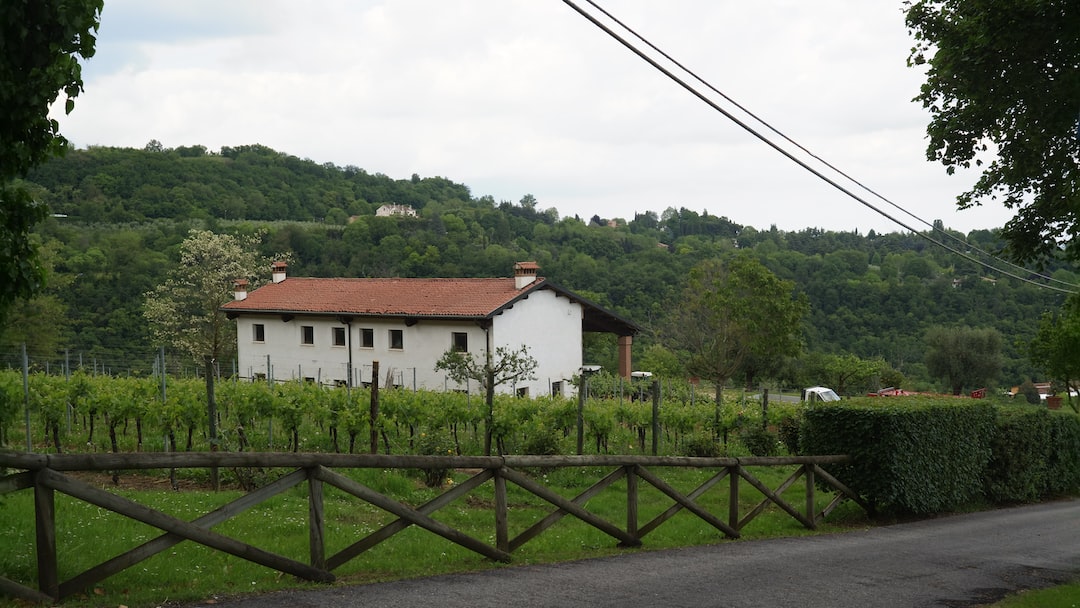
189 499 1080 608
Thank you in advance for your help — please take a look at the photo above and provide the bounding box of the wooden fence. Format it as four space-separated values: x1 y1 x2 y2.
0 452 868 603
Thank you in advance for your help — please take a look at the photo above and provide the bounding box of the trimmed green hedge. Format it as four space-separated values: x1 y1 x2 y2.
801 398 1080 515
1046 412 1080 496
800 397 995 515
983 407 1080 502
985 406 1051 503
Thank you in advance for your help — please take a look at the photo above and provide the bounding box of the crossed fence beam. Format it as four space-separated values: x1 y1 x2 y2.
0 453 867 602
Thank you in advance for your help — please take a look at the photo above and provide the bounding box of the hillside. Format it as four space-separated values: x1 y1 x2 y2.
6 144 1073 391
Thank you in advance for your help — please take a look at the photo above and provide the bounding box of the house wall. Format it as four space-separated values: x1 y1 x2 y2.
232 291 582 396
489 289 583 398
235 316 488 389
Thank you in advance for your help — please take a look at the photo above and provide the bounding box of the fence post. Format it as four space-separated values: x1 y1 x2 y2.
204 355 219 491
308 470 326 569
576 380 585 456
159 347 167 405
494 468 508 552
370 361 380 455
805 464 817 529
65 350 72 434
626 465 638 539
762 388 769 431
23 344 31 453
651 379 660 456
34 476 58 599
729 464 740 530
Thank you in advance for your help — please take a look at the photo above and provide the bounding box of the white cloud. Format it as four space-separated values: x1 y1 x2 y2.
55 0 1015 234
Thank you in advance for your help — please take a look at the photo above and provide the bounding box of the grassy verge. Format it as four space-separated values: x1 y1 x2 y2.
0 464 871 607
989 581 1080 607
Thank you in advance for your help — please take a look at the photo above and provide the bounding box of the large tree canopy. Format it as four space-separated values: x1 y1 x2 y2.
924 325 1002 395
1030 295 1080 412
0 0 102 322
905 0 1080 263
667 253 808 402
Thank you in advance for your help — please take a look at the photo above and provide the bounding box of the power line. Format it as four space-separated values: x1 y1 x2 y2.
580 0 1078 293
563 0 1078 294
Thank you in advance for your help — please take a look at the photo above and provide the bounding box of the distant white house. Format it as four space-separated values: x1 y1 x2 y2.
375 204 418 218
221 262 639 396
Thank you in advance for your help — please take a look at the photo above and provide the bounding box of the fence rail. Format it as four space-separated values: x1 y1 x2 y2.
0 452 867 603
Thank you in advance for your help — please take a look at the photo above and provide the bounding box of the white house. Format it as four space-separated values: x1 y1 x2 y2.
221 262 640 396
374 204 418 218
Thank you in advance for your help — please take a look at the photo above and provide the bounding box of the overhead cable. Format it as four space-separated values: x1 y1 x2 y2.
562 0 1077 294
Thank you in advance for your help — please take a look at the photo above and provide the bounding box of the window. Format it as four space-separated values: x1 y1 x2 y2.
360 328 374 348
301 325 314 345
332 327 346 347
551 381 563 397
389 329 404 350
252 324 265 343
451 332 468 352
516 387 530 398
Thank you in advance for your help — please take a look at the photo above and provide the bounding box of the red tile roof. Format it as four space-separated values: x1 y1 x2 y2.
221 276 542 318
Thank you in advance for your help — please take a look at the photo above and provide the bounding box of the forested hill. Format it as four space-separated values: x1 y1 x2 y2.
25 143 474 223
9 144 1075 390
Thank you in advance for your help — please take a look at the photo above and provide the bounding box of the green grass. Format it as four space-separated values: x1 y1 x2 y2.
989 581 1080 607
0 464 870 607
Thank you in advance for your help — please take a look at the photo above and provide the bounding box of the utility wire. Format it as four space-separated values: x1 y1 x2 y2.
580 0 1078 292
563 0 1077 294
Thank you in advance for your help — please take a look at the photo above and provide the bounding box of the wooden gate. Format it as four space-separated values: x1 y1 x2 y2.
0 452 867 602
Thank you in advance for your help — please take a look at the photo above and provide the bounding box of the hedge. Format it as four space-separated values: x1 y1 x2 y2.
985 406 1052 503
801 398 1080 515
1046 412 1080 496
800 397 996 515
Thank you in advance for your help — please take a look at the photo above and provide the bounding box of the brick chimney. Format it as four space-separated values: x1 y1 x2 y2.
271 261 288 284
233 279 249 301
514 261 540 289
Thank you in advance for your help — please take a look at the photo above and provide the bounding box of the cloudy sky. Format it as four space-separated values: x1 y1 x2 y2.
53 0 1015 234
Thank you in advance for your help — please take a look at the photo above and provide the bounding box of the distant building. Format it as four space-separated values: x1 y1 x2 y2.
375 204 418 218
221 262 640 396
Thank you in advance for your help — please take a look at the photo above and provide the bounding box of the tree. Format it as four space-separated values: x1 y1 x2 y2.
0 0 102 323
636 343 684 378
1029 296 1080 413
145 229 274 478
2 239 70 354
924 326 1002 395
143 230 273 366
803 352 889 396
905 0 1080 263
666 254 807 432
435 344 537 455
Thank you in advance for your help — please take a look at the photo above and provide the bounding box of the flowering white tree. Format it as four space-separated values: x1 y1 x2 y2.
145 229 276 481
143 229 274 366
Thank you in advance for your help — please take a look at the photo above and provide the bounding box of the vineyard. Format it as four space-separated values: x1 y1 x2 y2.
0 370 801 464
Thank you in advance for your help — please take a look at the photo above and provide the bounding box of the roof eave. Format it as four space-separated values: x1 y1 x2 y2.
221 306 493 322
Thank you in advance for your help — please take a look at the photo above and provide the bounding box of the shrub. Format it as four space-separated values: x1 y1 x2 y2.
739 425 779 457
777 415 801 455
800 397 995 515
679 432 722 458
1018 380 1042 405
520 422 561 456
984 406 1051 503
414 428 455 487
1045 412 1080 496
